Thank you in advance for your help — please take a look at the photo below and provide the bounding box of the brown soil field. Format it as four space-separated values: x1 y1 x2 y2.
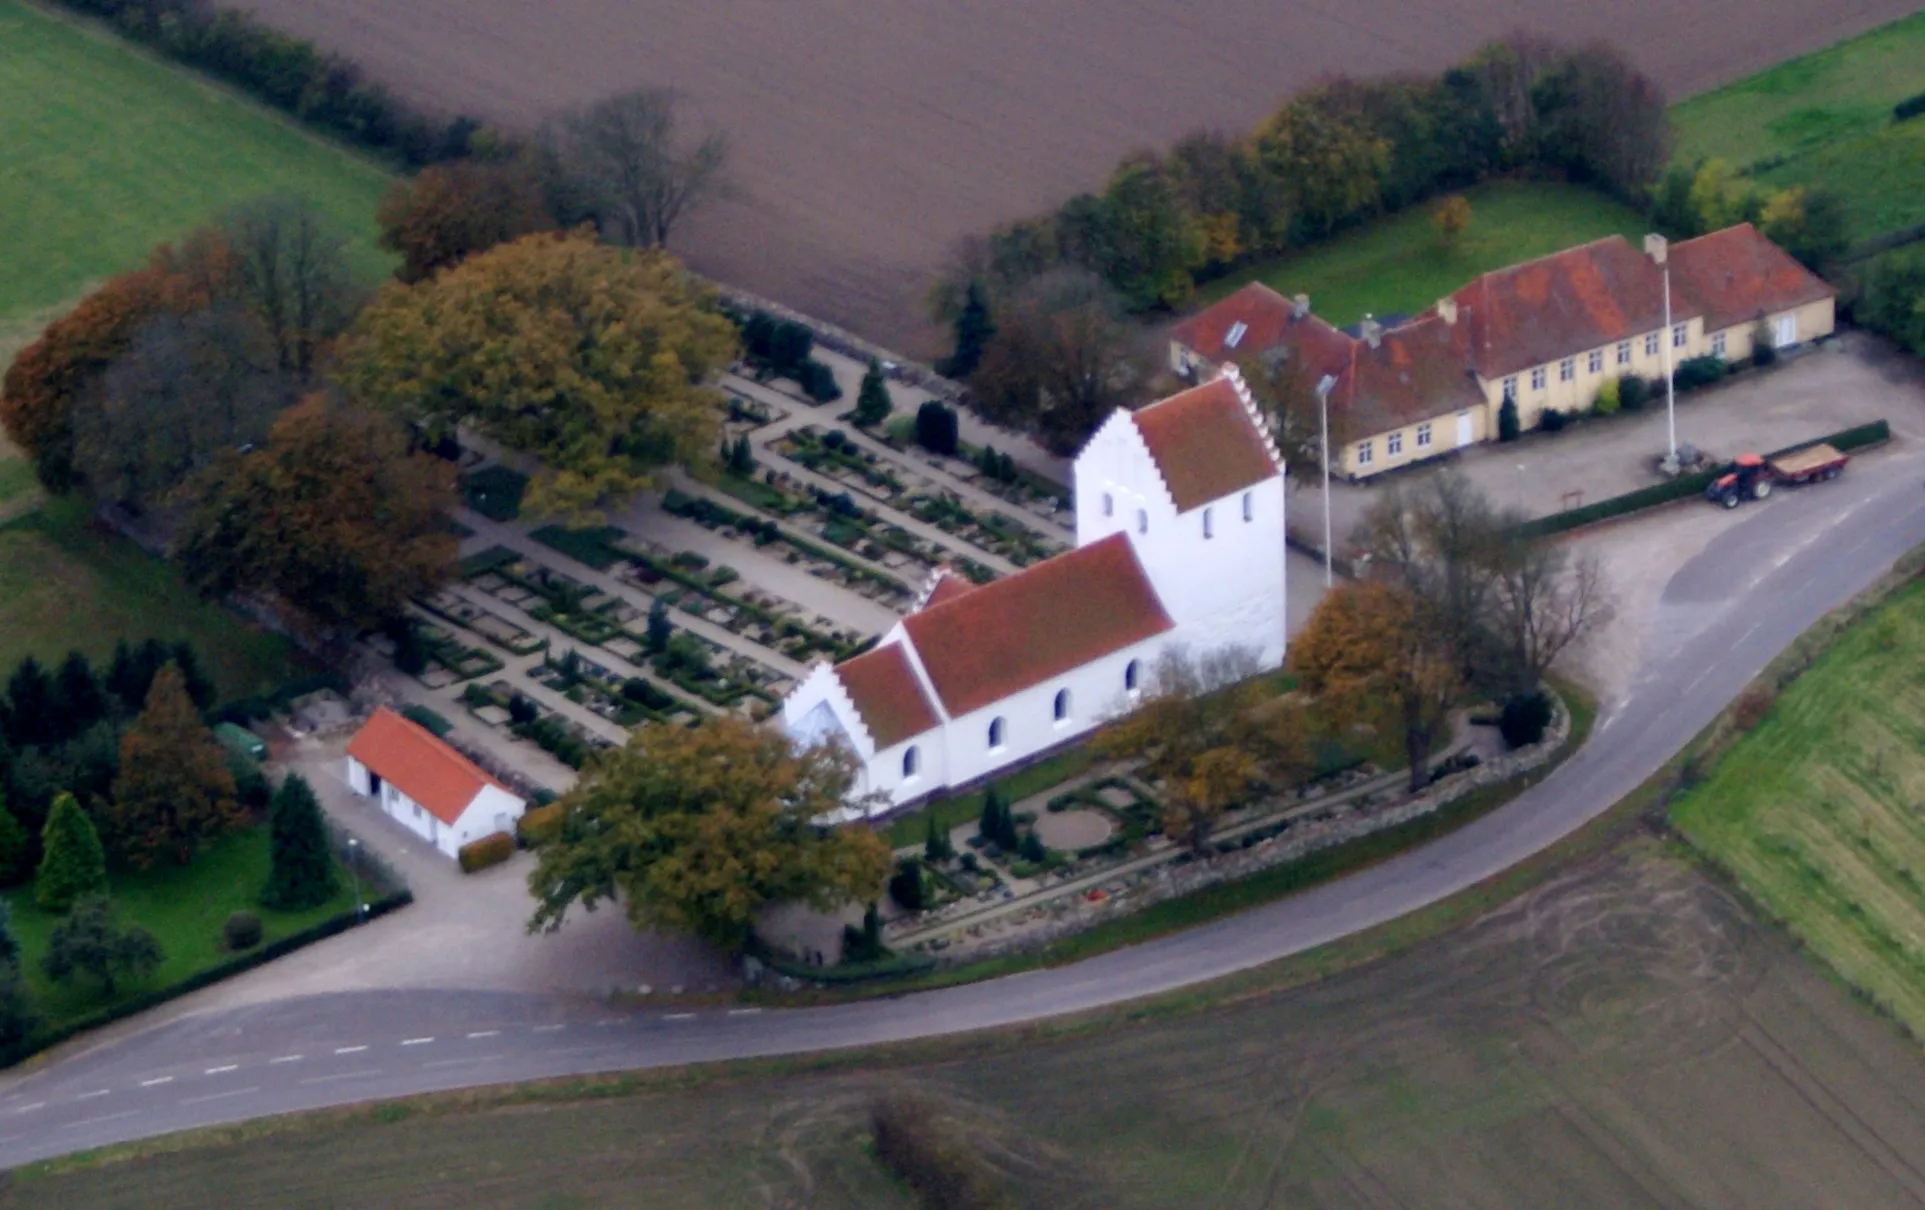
235 0 1919 354
18 839 1925 1208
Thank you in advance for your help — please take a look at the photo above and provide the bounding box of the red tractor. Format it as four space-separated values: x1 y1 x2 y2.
1705 444 1847 509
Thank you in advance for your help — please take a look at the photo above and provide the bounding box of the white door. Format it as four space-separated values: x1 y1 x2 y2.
1773 314 1796 348
1456 410 1474 448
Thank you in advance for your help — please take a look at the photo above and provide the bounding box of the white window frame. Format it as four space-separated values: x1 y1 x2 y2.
1644 333 1660 357
1386 430 1403 457
1558 357 1574 382
1415 422 1432 449
1711 331 1727 358
1356 439 1374 467
1223 320 1248 349
1530 367 1546 391
1587 349 1603 374
1502 376 1518 399
1672 323 1688 349
1616 340 1631 366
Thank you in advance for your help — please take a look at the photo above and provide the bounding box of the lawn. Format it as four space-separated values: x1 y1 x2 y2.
1196 181 1648 328
1672 577 1925 1039
0 0 394 332
0 496 306 703
3 826 356 1031
1668 11 1925 245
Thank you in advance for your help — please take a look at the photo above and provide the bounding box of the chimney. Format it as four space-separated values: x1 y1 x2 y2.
1436 296 1458 326
1291 293 1310 320
1360 315 1382 349
1643 232 1668 266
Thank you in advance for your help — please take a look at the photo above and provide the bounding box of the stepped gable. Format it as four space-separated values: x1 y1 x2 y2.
833 643 939 749
899 533 1172 717
1128 373 1282 513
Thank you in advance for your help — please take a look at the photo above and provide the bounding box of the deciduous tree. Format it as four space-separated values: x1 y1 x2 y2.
1487 534 1612 693
336 231 735 517
1433 194 1472 249
219 196 362 382
377 156 557 283
110 663 240 868
1289 580 1459 792
526 716 891 951
34 793 107 913
1253 89 1391 238
544 88 730 248
40 895 163 998
260 773 340 910
1095 154 1208 309
1236 352 1339 484
173 396 458 636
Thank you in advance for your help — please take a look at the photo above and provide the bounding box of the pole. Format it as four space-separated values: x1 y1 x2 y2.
349 837 364 923
1663 260 1677 463
1317 377 1334 588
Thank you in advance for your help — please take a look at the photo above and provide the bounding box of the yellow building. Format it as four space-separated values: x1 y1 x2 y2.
1169 223 1837 480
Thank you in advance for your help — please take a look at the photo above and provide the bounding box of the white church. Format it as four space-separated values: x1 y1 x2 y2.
781 365 1287 814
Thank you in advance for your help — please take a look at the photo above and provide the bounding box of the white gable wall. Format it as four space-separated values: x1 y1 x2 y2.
344 754 525 860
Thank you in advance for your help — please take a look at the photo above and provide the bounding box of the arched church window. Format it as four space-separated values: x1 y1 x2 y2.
1242 492 1253 521
1203 507 1214 539
988 717 1006 749
1053 688 1071 721
1102 492 1113 517
1124 660 1140 692
1136 509 1148 534
902 746 920 778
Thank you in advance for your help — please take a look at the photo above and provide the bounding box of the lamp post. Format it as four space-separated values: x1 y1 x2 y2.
1645 233 1677 465
1315 373 1338 588
348 837 364 923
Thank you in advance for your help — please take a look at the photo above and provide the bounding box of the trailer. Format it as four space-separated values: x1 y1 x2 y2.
1706 443 1848 509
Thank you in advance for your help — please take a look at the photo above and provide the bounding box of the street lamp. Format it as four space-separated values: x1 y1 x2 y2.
1315 373 1338 588
1645 233 1677 466
348 837 365 923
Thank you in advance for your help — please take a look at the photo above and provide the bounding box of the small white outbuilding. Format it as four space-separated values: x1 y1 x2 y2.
345 707 525 859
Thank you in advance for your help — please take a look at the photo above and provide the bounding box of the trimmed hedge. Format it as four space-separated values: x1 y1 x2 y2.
1516 419 1889 538
457 831 515 873
762 951 938 985
401 704 452 737
1 889 411 1068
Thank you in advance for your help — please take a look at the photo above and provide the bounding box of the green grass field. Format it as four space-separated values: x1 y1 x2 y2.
1672 577 1925 1039
1669 11 1925 244
0 0 394 331
3 827 356 1031
1196 181 1648 326
0 497 305 702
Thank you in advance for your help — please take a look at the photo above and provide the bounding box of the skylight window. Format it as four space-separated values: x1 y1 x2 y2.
1223 321 1248 348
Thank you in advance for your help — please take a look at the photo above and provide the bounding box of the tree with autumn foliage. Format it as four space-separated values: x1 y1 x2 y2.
1289 581 1460 792
172 396 456 636
377 157 558 283
1252 89 1391 239
1098 647 1309 852
109 663 240 868
1433 194 1472 250
1 231 233 490
336 230 736 518
526 715 891 952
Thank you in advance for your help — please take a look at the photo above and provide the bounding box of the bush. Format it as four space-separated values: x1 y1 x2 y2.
1732 683 1776 731
797 359 842 403
1018 831 1046 863
1538 407 1567 434
1592 378 1620 416
1894 91 1925 122
507 694 539 726
457 831 515 873
888 856 927 912
621 677 674 711
1618 375 1651 411
515 802 565 848
400 704 452 737
916 401 960 456
223 910 263 952
1752 320 1779 368
1496 396 1519 442
1673 354 1726 392
1499 691 1554 749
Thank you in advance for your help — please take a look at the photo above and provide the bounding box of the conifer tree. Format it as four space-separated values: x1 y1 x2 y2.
3 657 56 747
53 650 109 744
35 793 107 913
260 773 339 911
0 899 17 970
110 663 239 868
170 643 217 712
854 359 892 426
939 281 995 380
0 787 28 886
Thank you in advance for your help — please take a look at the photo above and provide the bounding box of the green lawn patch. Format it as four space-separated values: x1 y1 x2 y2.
884 748 1102 850
458 465 529 523
1671 576 1925 1039
3 826 356 1032
1197 181 1647 327
0 496 304 702
0 0 393 332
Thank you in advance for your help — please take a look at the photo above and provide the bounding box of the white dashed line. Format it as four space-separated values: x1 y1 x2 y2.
10 1102 44 1115
179 1087 258 1107
63 1110 138 1129
75 1089 111 1100
727 1008 762 1016
400 1037 434 1046
139 1077 174 1087
334 1045 368 1055
465 1030 499 1039
594 1019 620 1027
663 1013 696 1021
299 1069 381 1085
269 1054 303 1065
204 1065 238 1075
532 1024 565 1033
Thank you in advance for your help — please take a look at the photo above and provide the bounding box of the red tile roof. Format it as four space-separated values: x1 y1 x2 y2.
1130 376 1281 512
1333 313 1487 438
834 642 940 749
1170 282 1296 363
1451 236 1667 381
917 570 977 612
347 707 506 826
899 533 1173 717
1668 222 1835 333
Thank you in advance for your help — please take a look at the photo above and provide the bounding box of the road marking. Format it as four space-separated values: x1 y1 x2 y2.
400 1037 434 1046
269 1055 303 1065
334 1045 369 1055
594 1019 621 1027
139 1076 174 1087
179 1087 258 1107
465 1030 499 1039
726 1008 762 1016
75 1089 111 1100
532 1024 565 1033
299 1069 381 1085
663 1013 696 1021
204 1065 239 1075
63 1110 138 1129
10 1102 44 1115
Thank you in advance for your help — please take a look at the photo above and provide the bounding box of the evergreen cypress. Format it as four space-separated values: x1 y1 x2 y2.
646 598 674 654
1497 395 1520 443
35 792 108 913
854 359 892 426
53 650 109 743
171 643 216 711
0 787 28 886
261 774 339 911
939 281 995 380
3 657 56 747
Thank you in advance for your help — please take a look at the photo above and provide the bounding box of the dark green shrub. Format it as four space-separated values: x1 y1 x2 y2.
457 832 515 874
1538 407 1567 433
1499 691 1554 749
400 704 451 737
1618 375 1651 411
1673 354 1726 392
223 910 263 952
1018 831 1046 863
888 856 926 911
1752 320 1779 367
917 401 960 456
1894 91 1925 121
798 360 843 403
507 694 539 726
1497 396 1519 442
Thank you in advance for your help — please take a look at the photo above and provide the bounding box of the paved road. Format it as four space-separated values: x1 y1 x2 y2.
4 454 1923 1168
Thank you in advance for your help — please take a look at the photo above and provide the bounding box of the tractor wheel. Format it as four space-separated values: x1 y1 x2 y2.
1821 467 1839 481
1721 490 1740 509
1753 478 1772 499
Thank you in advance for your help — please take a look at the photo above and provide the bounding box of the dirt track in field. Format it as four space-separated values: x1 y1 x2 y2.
237 0 1919 352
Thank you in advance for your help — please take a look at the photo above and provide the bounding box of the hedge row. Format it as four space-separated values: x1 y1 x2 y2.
46 0 478 168
1 889 413 1069
761 951 938 985
1516 419 1889 539
457 831 514 873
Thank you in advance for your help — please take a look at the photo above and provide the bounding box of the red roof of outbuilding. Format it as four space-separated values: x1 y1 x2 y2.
347 707 507 825
899 533 1173 717
1170 282 1297 363
1130 376 1281 512
834 643 940 749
